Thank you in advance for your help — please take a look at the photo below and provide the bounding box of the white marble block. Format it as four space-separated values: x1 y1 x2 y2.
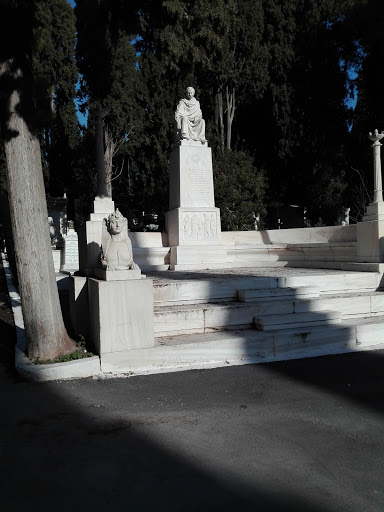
88 277 155 354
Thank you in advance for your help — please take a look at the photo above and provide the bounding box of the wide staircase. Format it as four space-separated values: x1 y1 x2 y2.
101 267 384 375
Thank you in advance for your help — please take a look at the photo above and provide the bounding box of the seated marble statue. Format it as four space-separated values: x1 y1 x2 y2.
100 209 140 271
175 87 206 143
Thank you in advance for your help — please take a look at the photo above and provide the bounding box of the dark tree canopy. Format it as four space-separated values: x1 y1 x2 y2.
50 0 384 228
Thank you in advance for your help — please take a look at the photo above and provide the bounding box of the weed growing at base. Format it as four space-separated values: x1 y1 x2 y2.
37 335 94 364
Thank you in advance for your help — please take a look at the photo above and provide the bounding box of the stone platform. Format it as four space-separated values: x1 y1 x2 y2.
100 267 384 376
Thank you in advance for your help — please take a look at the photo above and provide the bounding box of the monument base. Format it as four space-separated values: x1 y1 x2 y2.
88 277 154 354
357 215 384 263
165 207 221 246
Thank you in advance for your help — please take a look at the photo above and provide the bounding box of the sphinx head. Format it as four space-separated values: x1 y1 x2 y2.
106 209 127 235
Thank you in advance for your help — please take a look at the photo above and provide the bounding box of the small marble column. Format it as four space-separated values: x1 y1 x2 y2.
368 129 384 203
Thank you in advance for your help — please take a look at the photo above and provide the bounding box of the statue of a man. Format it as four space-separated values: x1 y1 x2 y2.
175 87 206 143
100 209 140 271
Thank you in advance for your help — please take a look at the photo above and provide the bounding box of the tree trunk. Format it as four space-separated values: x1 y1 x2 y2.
104 126 114 198
214 91 225 152
226 85 235 150
1 63 76 361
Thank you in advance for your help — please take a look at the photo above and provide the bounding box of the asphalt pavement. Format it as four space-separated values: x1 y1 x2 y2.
0 261 383 512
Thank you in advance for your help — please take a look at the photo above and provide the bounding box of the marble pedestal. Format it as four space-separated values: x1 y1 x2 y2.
357 202 384 263
88 277 154 354
165 141 225 269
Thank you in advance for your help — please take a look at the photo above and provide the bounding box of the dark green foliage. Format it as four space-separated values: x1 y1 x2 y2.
214 149 267 231
344 0 384 221
31 0 80 201
52 0 384 228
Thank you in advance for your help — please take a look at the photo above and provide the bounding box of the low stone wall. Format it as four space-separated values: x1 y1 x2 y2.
127 225 358 270
220 224 357 245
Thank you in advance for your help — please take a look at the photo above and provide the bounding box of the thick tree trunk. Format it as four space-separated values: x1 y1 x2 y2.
1 64 76 361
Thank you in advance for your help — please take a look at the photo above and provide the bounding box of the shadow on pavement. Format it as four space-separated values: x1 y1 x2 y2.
1 371 338 512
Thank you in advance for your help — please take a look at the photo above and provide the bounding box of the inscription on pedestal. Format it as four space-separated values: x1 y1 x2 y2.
184 154 213 206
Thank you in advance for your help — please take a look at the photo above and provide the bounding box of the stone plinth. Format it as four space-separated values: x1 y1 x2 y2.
88 277 154 354
165 207 221 246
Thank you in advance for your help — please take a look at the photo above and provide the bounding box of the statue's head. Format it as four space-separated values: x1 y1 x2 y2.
106 209 126 235
186 87 195 99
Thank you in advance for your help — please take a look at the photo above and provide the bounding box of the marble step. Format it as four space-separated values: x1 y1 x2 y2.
153 291 383 337
253 310 342 331
150 270 381 305
100 316 384 376
238 285 320 302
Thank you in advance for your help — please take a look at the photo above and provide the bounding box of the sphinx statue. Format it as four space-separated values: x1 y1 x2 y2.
175 86 206 143
100 209 140 271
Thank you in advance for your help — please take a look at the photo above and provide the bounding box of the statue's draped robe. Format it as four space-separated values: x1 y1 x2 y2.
175 97 206 142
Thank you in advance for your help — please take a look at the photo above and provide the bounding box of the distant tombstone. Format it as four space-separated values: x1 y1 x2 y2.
315 217 326 227
47 195 68 248
60 224 79 273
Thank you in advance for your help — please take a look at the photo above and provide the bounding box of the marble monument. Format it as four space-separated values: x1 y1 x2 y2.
165 87 225 269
